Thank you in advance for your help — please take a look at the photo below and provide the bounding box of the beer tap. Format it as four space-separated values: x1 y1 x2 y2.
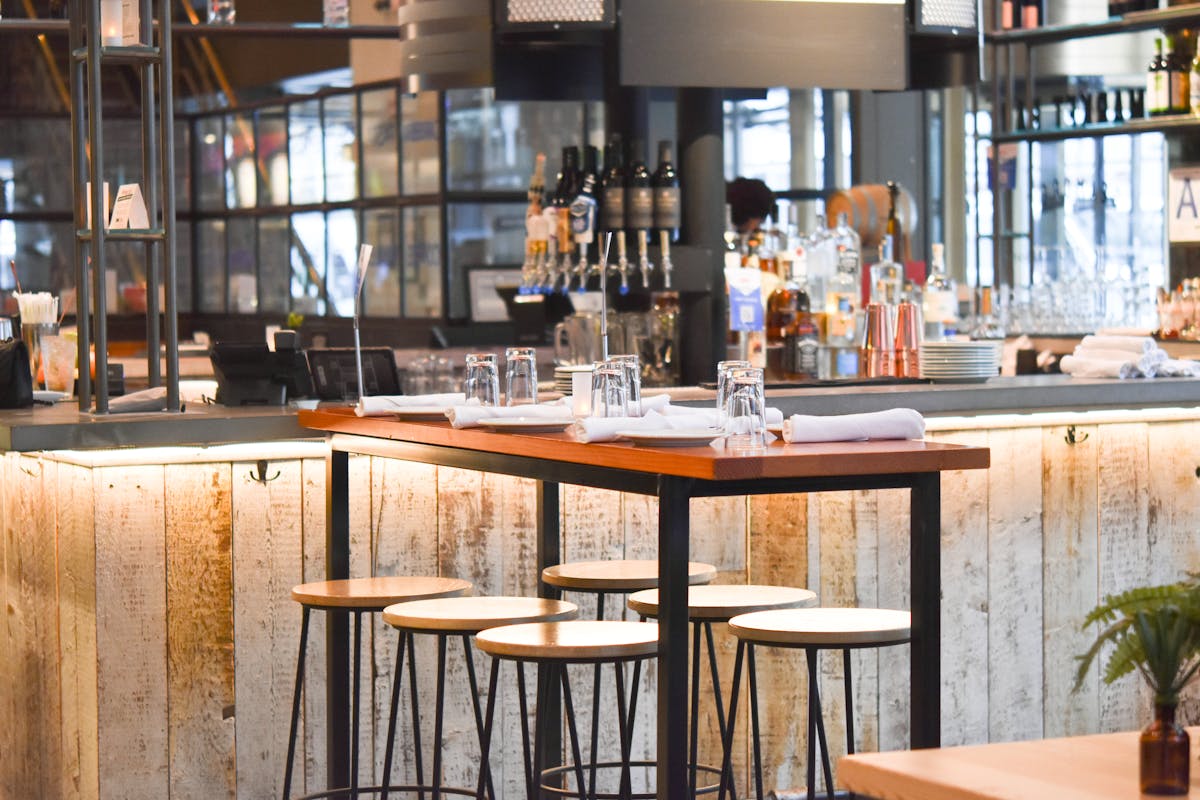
635 229 653 290
658 229 674 290
568 173 597 293
541 207 560 293
614 230 631 296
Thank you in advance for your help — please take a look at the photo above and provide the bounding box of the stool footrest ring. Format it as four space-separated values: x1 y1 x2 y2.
292 783 481 800
539 759 726 799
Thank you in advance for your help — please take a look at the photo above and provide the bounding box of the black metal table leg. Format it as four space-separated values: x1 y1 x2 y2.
909 472 941 749
657 475 693 800
326 448 351 797
535 481 562 799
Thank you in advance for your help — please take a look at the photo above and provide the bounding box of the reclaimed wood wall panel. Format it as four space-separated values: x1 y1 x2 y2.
231 459 305 800
164 463 236 799
56 461 100 800
94 464 169 800
1041 425 1099 739
875 487 912 753
300 458 328 795
985 427 1045 743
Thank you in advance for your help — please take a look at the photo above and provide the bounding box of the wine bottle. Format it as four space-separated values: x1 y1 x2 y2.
1148 38 1168 116
885 180 904 262
626 143 654 233
651 140 681 243
1167 38 1191 114
600 135 625 233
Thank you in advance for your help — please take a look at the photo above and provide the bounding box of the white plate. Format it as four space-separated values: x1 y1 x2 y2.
32 390 68 403
618 429 724 447
478 416 574 433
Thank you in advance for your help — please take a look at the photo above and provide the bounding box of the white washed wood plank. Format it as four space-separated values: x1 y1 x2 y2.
1145 422 1200 580
1096 423 1152 733
927 429 989 748
986 427 1044 743
346 455 376 790
1041 425 1100 739
300 458 328 795
94 464 169 800
875 487 911 753
232 460 304 800
165 463 236 799
56 462 100 800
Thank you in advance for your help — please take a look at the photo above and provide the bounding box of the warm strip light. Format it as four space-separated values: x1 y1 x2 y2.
39 440 329 468
926 406 1200 433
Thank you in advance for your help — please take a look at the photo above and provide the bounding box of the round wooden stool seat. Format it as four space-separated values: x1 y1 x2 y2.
542 559 717 592
728 607 911 648
627 584 817 622
476 620 659 662
382 596 578 634
290 576 472 611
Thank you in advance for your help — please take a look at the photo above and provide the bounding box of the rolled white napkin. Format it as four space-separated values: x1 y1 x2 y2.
1060 355 1126 379
557 392 671 417
780 408 925 444
573 410 720 443
448 403 574 429
1150 358 1200 378
1079 334 1156 354
356 393 465 417
660 404 784 426
108 386 173 414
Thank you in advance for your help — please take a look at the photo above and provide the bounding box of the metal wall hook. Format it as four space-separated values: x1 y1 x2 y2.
1064 425 1088 446
248 459 280 484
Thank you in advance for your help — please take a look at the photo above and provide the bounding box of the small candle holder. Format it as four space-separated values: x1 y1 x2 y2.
100 0 123 45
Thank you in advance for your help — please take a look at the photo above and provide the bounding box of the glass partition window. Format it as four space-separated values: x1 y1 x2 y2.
289 99 324 206
197 219 227 313
323 94 358 203
402 92 440 196
447 202 524 320
257 108 289 207
226 113 256 209
257 216 290 313
362 89 399 198
290 210 326 315
403 205 442 318
362 207 401 316
195 117 225 212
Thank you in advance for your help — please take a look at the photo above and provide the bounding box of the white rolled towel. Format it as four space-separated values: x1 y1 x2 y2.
356 393 465 417
781 408 925 444
660 405 784 426
108 386 173 414
1060 355 1128 379
447 403 574 429
573 410 719 443
1150 358 1200 378
1079 335 1156 354
1073 346 1165 365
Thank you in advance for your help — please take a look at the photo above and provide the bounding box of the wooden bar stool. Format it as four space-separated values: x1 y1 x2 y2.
283 576 472 800
543 557 717 794
720 608 911 800
626 585 817 798
379 596 579 800
475 620 659 800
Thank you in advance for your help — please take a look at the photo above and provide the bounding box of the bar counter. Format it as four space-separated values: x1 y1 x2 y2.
3 375 1200 799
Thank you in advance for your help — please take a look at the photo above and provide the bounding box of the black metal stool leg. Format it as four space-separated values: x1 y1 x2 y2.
748 645 764 800
476 658 501 800
588 593 607 800
614 662 633 800
718 641 746 800
407 632 426 800
517 663 535 800
805 648 818 800
462 635 497 800
689 620 703 798
807 650 834 800
351 611 362 797
282 606 310 800
843 649 855 756
381 630 408 800
705 622 737 800
432 634 448 800
559 666 590 800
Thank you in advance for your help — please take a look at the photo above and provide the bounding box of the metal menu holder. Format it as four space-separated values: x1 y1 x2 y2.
70 0 179 413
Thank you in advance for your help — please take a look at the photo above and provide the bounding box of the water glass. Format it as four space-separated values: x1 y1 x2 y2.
716 359 752 426
724 367 766 451
463 353 499 407
610 354 641 416
208 0 235 23
40 334 77 395
589 362 629 418
323 0 349 25
505 347 538 406
21 322 58 389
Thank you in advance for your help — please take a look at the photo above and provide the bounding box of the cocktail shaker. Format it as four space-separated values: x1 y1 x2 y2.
894 302 922 378
861 303 895 378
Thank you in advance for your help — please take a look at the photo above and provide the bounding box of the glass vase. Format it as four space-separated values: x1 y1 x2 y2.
1140 703 1190 795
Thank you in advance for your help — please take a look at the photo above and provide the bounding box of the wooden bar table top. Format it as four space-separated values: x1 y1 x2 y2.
299 407 990 800
839 728 1200 799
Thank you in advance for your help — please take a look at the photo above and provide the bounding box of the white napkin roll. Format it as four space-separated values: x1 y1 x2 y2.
1079 335 1156 354
660 405 784 426
356 393 465 417
448 403 574 429
1073 346 1161 364
1150 358 1200 378
638 393 672 414
781 408 925 444
1060 355 1126 379
108 386 172 414
573 410 721 443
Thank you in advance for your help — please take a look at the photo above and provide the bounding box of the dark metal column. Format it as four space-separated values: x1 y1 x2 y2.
909 472 942 749
535 481 562 798
657 475 693 800
326 448 351 796
677 88 725 385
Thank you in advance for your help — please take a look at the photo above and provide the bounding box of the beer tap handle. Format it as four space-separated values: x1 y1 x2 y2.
658 230 673 290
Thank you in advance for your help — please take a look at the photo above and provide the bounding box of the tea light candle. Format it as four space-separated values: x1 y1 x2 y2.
100 0 123 45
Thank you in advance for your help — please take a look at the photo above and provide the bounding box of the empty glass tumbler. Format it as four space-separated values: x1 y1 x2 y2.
208 0 235 23
463 353 499 407
724 367 766 450
716 359 752 427
323 0 349 26
589 362 629 418
505 347 538 406
610 354 641 416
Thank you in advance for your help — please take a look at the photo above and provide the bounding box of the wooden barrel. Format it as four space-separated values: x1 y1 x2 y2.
826 183 918 260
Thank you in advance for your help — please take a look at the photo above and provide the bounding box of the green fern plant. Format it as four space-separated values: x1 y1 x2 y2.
1075 575 1200 706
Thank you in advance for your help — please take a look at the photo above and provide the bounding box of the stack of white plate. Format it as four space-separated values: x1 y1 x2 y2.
554 365 592 394
918 340 1001 382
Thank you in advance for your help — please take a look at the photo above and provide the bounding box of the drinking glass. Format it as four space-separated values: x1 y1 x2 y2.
716 359 752 426
610 354 641 416
463 353 499 407
724 367 766 451
589 362 629 418
208 0 235 23
40 334 77 395
505 347 538 406
323 0 349 25
20 322 58 389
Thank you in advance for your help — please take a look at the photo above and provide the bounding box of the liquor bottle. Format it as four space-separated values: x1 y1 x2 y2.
526 152 546 218
1020 0 1043 28
569 175 598 290
806 212 836 306
651 140 681 243
825 213 861 347
922 243 959 338
783 262 819 381
626 142 654 286
1148 38 1168 116
600 136 625 234
521 153 547 293
554 146 580 254
1166 38 1191 114
869 235 904 305
885 180 904 263
1190 50 1200 113
970 287 1006 339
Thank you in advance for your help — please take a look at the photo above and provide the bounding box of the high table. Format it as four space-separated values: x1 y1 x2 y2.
299 408 990 799
838 727 1200 799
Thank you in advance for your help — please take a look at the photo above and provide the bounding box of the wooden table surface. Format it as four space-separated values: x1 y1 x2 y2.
298 408 990 481
839 728 1200 799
